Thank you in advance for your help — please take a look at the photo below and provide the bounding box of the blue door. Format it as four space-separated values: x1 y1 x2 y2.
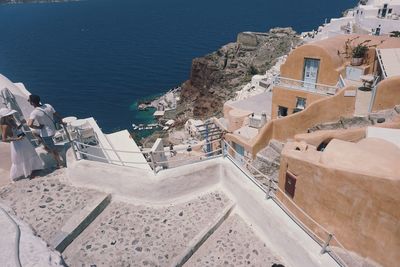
303 58 320 89
233 142 245 165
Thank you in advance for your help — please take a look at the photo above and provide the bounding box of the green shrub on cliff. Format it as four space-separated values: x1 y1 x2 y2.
248 65 258 75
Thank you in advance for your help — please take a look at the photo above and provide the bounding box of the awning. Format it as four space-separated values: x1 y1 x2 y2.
376 48 400 79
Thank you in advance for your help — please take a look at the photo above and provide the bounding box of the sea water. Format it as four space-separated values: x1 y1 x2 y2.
0 0 357 133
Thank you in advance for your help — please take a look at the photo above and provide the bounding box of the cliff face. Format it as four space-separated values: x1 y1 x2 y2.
177 28 301 120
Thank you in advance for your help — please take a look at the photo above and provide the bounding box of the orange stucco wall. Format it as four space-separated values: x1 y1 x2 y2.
271 86 327 119
280 45 343 86
223 103 252 132
247 86 356 156
372 75 400 112
278 146 400 267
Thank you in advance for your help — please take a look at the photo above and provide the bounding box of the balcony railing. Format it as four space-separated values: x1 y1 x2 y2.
273 76 339 96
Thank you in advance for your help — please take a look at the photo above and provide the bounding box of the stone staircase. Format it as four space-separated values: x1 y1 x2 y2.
250 139 284 193
0 171 287 267
308 106 400 133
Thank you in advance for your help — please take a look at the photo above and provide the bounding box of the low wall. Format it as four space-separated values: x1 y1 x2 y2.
66 149 221 204
294 128 366 147
372 75 400 112
250 86 356 155
65 150 339 267
294 118 400 147
223 102 251 132
220 160 338 267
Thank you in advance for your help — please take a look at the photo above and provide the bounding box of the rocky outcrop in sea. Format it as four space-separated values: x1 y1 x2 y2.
175 27 301 122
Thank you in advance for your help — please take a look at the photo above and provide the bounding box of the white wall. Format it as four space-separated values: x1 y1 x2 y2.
65 149 340 267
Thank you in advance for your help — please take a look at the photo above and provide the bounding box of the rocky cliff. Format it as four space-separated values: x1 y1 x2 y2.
176 27 301 122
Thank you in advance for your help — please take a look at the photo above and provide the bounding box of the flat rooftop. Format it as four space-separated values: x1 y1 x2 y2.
226 92 272 117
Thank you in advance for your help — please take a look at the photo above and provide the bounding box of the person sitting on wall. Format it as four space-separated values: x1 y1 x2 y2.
27 94 65 168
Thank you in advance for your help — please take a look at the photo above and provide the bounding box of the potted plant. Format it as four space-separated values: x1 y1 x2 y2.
340 37 383 66
351 43 368 66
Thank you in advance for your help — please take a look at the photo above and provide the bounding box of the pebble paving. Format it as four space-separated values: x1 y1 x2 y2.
63 191 232 267
184 214 285 267
0 172 106 243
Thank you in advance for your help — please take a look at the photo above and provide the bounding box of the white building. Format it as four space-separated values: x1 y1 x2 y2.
355 0 400 35
304 0 400 42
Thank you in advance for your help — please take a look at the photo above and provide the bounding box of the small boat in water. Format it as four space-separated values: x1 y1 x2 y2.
132 123 159 131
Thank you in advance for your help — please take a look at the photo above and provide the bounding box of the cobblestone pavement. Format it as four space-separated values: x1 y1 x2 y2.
63 191 232 267
0 170 106 244
184 214 285 267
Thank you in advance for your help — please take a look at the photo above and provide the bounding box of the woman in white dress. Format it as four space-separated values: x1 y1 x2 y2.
0 108 44 181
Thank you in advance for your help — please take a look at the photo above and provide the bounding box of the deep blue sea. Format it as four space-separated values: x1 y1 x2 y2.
0 0 357 133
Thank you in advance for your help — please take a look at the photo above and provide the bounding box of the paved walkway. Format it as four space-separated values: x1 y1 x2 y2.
63 191 233 266
0 170 107 244
184 214 285 267
0 165 314 267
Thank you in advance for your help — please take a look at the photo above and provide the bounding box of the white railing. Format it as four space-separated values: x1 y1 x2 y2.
274 76 339 95
71 134 356 265
338 74 346 89
222 140 357 267
71 138 224 173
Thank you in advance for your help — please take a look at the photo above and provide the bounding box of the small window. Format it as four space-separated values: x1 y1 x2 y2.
378 9 381 15
296 97 306 110
357 10 359 14
278 106 288 117
388 8 393 14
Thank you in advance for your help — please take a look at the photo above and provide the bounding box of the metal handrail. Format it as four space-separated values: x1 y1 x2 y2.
155 148 222 164
274 76 339 95
74 140 146 154
72 138 223 171
224 140 332 242
151 138 223 154
222 140 354 266
76 150 150 165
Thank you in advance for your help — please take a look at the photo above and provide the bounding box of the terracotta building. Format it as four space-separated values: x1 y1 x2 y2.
223 34 400 159
277 122 400 267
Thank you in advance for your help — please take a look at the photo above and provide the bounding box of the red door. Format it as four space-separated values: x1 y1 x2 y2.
285 171 297 198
